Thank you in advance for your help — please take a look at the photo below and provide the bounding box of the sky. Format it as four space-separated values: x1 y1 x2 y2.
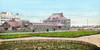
0 0 100 26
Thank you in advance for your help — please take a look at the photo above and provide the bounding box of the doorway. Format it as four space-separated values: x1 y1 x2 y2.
58 26 62 29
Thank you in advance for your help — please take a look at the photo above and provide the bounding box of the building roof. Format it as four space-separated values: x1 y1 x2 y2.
5 19 21 27
0 12 20 17
44 13 67 21
0 12 12 15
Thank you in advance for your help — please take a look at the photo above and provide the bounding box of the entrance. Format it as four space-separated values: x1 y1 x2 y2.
4 28 8 31
58 26 62 29
12 27 17 31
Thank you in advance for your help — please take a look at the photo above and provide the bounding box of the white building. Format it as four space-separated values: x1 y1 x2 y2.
0 12 20 26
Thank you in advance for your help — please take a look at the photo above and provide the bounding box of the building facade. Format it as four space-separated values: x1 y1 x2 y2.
30 23 57 31
0 12 20 26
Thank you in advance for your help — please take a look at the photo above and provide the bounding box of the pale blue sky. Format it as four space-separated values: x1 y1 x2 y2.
0 0 100 26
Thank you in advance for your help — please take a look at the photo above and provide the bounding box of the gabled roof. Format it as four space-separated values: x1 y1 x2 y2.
5 19 21 27
44 13 67 21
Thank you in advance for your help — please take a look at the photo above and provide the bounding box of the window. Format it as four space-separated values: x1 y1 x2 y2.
1 20 5 21
52 18 55 20
61 20 64 22
58 20 60 22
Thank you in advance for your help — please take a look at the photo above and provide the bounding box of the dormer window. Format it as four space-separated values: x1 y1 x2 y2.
52 18 55 20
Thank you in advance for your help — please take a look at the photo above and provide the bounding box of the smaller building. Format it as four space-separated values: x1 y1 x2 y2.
1 19 32 31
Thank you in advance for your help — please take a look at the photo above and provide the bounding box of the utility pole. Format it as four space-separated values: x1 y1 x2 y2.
40 19 42 23
87 18 88 27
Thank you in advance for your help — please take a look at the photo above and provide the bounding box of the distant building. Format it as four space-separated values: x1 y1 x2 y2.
1 19 31 31
43 13 70 30
0 12 20 26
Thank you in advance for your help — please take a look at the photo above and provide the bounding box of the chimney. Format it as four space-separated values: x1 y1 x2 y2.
12 18 15 21
61 12 63 17
16 13 19 15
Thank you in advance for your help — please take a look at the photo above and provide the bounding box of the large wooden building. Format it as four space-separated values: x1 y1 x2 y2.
43 13 70 30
